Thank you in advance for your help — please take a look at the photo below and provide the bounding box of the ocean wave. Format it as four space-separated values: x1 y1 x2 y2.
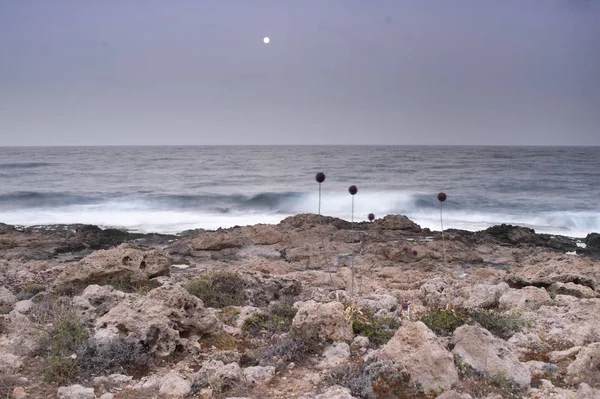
0 162 53 170
0 189 597 236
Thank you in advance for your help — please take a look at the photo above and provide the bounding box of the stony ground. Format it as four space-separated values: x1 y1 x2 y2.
1 214 600 399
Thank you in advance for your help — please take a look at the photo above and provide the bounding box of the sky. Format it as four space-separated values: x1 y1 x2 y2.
0 0 599 146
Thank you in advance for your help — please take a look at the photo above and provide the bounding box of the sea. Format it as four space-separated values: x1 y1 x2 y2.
0 146 598 238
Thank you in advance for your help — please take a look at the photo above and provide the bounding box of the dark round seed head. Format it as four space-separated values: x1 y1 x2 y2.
437 192 447 202
368 213 375 221
316 172 326 183
348 185 358 195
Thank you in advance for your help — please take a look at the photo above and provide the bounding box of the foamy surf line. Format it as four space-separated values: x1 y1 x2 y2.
0 207 595 238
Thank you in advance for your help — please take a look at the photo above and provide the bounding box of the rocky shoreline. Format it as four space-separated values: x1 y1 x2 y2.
1 214 599 399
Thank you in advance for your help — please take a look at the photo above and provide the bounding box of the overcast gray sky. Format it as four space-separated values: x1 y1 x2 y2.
1 0 599 146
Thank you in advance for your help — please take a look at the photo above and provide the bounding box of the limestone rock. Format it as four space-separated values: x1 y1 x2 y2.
420 278 452 309
193 360 244 392
374 215 422 232
315 385 358 399
56 385 95 399
242 365 276 385
292 300 353 342
0 286 16 310
316 342 350 370
56 243 170 287
73 284 127 324
435 391 473 399
94 285 218 357
463 283 509 310
498 286 552 311
159 371 192 398
566 342 600 385
378 321 458 393
452 325 531 387
549 282 599 299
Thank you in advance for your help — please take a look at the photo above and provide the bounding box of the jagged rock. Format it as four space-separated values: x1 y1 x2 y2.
314 385 358 399
485 224 538 244
524 296 600 346
452 325 531 387
192 360 244 391
0 352 22 373
462 282 510 309
241 272 302 307
378 321 458 393
56 385 95 399
242 365 276 385
0 286 16 311
73 284 128 324
159 371 192 398
566 342 600 385
94 285 218 357
549 282 599 299
547 346 582 363
316 342 351 370
55 243 170 287
498 286 552 311
351 336 370 350
420 278 452 308
585 233 600 249
435 391 473 399
505 252 599 291
356 293 398 313
373 215 422 232
292 300 354 342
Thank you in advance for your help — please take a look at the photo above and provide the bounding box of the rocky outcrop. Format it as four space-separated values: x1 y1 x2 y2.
73 284 128 324
94 285 218 356
452 325 531 387
498 286 552 311
56 243 170 288
462 282 509 310
292 300 354 342
378 321 459 393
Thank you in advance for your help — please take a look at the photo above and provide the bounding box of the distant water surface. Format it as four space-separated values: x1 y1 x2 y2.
0 146 598 237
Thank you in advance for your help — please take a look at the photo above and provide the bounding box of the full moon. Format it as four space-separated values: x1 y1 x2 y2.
263 37 270 44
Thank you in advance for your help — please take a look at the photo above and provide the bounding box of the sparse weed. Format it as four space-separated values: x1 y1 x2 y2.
258 331 322 371
199 333 241 351
76 338 151 377
185 272 246 308
16 284 46 300
242 300 297 336
351 313 400 346
219 306 241 325
322 360 425 399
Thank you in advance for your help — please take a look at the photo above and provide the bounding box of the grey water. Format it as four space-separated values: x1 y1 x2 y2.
0 146 598 236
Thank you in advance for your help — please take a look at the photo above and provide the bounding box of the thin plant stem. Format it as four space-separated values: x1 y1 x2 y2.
440 202 448 267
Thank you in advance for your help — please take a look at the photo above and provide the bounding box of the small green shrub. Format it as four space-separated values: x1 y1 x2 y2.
419 308 526 339
418 308 470 336
199 333 241 351
219 307 241 325
185 272 246 308
45 356 79 384
350 309 400 346
469 310 525 340
242 301 297 335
